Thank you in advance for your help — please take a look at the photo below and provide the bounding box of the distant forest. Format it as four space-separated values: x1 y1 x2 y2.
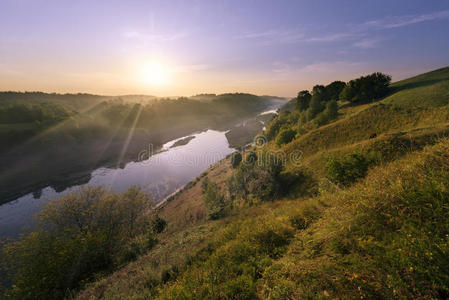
0 92 276 202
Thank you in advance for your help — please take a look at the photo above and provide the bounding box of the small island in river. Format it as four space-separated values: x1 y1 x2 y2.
170 136 196 148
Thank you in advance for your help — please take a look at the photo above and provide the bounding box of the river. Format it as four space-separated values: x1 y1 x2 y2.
0 129 235 239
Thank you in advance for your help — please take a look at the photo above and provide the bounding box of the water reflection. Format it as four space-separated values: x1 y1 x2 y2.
0 130 234 239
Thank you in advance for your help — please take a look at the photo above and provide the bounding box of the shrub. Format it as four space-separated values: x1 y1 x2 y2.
231 151 242 168
202 178 228 220
228 151 284 202
245 150 258 165
151 214 167 234
1 186 156 299
325 152 373 186
265 111 298 141
275 128 296 146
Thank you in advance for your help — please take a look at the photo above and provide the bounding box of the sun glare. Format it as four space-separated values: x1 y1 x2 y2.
140 62 172 86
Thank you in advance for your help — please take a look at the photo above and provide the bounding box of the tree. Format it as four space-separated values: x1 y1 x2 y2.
312 85 327 97
325 81 346 101
325 100 338 120
314 100 339 126
339 72 391 103
296 90 312 111
307 94 324 120
231 152 242 168
265 117 283 140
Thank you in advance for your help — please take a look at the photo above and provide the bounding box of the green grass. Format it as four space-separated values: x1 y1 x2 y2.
386 66 449 108
77 139 449 299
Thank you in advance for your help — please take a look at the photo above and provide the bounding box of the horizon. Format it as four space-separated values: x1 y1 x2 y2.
1 0 449 97
0 65 447 99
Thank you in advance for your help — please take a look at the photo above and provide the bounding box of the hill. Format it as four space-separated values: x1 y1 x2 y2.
2 67 449 299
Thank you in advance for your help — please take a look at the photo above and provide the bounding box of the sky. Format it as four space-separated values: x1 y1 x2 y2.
0 0 448 97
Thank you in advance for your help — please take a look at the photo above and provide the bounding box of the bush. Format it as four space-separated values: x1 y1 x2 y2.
1 186 156 299
231 151 242 168
202 178 228 220
325 152 373 186
151 214 167 234
245 150 258 165
265 111 298 141
228 151 284 202
275 128 296 146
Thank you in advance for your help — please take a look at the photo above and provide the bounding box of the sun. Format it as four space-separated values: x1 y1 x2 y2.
140 62 172 86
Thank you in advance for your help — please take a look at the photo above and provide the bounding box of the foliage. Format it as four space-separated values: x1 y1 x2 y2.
228 151 284 202
245 150 258 165
1 186 157 299
275 128 296 146
0 103 70 124
231 151 242 168
314 100 339 126
325 81 346 101
202 178 228 220
264 110 298 141
325 152 374 186
296 90 312 111
307 93 324 120
340 72 392 103
151 214 167 234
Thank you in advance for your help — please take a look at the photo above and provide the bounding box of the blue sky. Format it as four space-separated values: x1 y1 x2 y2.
0 0 448 97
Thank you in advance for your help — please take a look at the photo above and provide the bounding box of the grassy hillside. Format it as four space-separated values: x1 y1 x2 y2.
3 67 449 299
73 67 449 299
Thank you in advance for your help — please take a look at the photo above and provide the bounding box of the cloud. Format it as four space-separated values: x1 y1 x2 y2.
235 29 305 44
235 30 279 39
235 9 449 49
271 61 365 77
237 29 357 45
305 33 357 42
353 37 382 49
122 30 188 42
365 10 449 29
